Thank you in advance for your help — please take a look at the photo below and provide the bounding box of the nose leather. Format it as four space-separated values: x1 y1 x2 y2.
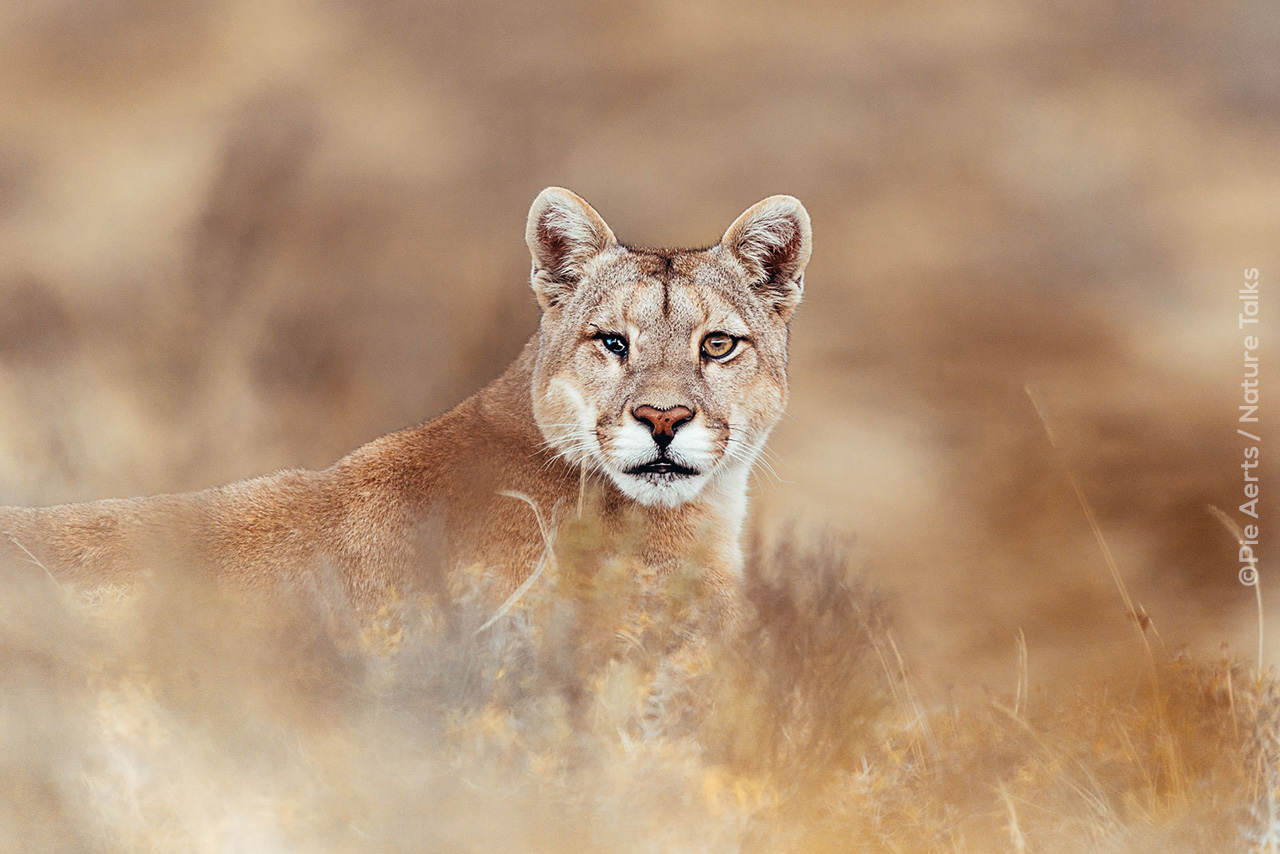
632 405 695 448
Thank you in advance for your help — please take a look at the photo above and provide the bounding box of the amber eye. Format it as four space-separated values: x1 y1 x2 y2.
701 333 737 360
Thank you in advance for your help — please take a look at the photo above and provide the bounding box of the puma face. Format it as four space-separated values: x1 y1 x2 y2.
525 188 812 508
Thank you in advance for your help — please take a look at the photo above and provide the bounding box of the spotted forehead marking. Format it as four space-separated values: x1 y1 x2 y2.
580 247 763 333
620 250 673 317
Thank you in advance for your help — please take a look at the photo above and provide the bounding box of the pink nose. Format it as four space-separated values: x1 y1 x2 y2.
632 405 695 448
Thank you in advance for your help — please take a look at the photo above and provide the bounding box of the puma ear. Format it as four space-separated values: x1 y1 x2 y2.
718 195 812 319
525 187 617 309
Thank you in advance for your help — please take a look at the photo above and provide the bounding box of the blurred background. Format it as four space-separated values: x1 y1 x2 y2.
0 0 1276 690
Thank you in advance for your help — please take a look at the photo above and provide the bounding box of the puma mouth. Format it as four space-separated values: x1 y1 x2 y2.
625 458 699 478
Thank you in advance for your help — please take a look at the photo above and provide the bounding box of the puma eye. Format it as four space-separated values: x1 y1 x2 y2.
597 333 629 358
701 333 737 360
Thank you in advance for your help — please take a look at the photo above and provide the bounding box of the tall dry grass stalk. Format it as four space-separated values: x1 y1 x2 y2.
1026 386 1280 851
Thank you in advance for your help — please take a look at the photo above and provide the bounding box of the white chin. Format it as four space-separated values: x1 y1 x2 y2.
608 469 710 508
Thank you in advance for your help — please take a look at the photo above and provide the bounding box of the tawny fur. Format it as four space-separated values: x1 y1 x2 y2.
0 188 812 621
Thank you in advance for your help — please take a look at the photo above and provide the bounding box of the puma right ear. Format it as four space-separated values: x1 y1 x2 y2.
719 195 812 319
525 187 617 310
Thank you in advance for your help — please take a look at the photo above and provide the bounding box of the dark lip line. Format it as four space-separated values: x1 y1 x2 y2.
625 459 699 477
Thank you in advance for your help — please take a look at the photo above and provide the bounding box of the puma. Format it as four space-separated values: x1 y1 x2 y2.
0 188 812 624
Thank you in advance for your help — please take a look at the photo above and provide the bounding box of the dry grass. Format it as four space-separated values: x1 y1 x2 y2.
0 0 1275 683
0 530 1273 853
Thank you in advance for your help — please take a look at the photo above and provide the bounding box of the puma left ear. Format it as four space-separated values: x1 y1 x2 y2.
525 187 617 310
718 195 812 319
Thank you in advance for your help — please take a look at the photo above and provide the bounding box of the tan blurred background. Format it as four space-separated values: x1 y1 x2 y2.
0 0 1276 690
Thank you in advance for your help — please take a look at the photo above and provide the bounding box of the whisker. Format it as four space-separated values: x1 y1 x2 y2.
754 458 782 485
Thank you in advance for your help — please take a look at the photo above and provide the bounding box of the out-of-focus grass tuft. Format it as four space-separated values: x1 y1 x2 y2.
0 530 1274 853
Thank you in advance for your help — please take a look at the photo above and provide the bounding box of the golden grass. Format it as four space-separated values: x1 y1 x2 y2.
0 527 1273 853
